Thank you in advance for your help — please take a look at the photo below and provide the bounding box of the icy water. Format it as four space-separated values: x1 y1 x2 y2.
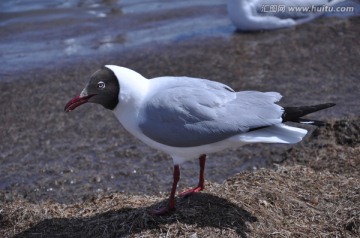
1 0 359 203
1 0 359 76
0 0 231 76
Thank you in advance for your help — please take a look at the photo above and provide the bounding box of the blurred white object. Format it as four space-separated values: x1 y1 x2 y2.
227 0 346 31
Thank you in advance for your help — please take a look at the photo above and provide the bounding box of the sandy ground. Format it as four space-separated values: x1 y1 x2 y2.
0 10 359 238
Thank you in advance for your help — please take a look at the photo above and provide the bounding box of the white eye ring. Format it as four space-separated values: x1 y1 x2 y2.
97 81 105 89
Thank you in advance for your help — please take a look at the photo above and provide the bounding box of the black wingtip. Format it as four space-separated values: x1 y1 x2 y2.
321 103 336 108
282 103 336 124
306 103 336 111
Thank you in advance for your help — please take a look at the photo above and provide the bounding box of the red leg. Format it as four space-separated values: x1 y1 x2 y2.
151 165 180 215
179 154 206 197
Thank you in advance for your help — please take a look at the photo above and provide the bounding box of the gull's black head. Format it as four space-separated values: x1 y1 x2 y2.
64 67 120 112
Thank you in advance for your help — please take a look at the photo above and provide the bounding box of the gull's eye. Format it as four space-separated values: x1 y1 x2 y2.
97 81 105 89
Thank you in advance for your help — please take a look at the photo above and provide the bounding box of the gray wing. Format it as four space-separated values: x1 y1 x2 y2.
138 77 283 147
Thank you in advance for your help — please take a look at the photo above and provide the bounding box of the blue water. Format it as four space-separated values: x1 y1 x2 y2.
1 0 359 77
0 0 232 76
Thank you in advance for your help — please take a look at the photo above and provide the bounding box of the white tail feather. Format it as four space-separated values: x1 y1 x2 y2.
236 124 308 144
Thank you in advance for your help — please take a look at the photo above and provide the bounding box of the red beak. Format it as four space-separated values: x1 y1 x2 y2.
64 95 94 112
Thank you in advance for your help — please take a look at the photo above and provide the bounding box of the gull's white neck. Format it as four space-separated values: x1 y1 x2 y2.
105 65 149 136
227 0 255 29
227 0 249 15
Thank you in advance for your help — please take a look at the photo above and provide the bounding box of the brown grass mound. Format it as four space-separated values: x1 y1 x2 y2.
283 118 360 177
1 165 358 238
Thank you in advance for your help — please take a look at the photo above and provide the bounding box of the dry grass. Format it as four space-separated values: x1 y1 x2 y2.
283 119 360 177
1 119 360 237
1 163 359 237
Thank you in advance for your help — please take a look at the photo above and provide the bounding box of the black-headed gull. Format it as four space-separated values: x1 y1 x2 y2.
227 0 345 31
64 65 335 215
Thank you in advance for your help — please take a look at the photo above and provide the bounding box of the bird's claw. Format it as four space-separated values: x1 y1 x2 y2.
179 186 204 197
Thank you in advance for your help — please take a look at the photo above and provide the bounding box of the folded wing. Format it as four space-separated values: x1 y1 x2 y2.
138 77 284 147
